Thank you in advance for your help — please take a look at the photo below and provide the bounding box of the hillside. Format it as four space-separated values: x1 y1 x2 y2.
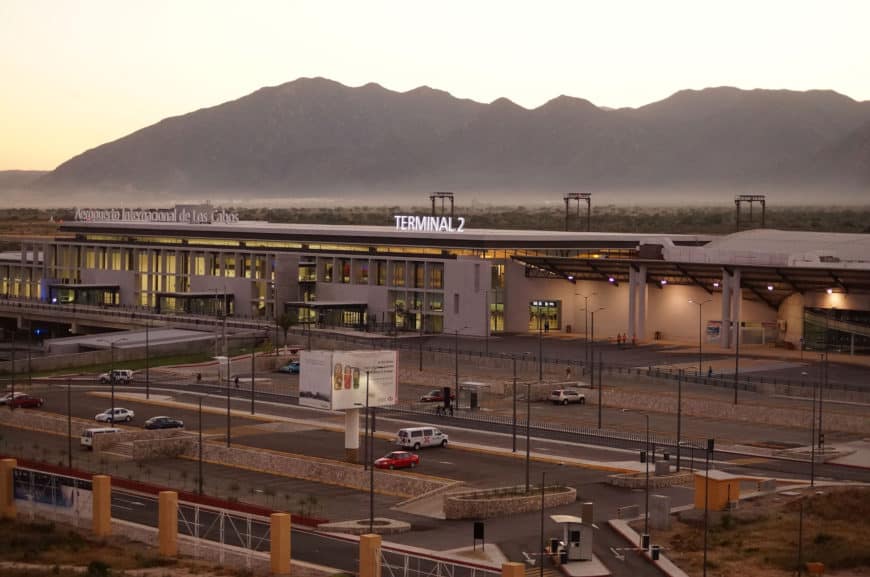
33 78 870 203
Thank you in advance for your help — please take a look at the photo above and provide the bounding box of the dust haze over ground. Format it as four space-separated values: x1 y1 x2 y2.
0 183 868 209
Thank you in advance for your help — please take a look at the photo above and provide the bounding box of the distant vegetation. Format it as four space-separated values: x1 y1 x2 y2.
1 205 869 238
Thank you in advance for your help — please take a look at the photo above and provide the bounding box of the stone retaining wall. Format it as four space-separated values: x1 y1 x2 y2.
608 471 694 489
189 443 451 499
443 485 577 520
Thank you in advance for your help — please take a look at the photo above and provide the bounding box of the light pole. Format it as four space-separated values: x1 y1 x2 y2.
526 381 532 492
733 316 741 405
366 370 374 533
689 299 711 376
703 438 715 577
538 312 543 382
512 355 518 453
540 470 546 577
805 371 815 487
676 370 683 471
67 378 72 469
198 397 204 495
590 307 606 428
250 334 257 415
145 322 150 400
98 337 127 419
576 292 596 371
623 408 650 548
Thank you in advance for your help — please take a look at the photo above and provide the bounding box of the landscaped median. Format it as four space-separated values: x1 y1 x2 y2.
443 484 577 520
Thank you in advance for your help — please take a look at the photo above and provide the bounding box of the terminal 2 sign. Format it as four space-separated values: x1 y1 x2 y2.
74 204 239 224
394 215 466 232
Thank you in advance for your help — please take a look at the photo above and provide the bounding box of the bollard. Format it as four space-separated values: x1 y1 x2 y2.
158 491 178 557
270 513 291 575
501 562 525 577
92 475 111 536
0 458 17 520
359 533 382 577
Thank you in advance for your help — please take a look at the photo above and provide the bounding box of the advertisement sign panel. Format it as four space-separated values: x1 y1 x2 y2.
299 350 398 410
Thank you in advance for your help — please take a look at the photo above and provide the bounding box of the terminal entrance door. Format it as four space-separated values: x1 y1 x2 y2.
529 300 561 332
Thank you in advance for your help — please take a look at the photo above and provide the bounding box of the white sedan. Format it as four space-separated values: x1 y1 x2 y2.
95 407 135 423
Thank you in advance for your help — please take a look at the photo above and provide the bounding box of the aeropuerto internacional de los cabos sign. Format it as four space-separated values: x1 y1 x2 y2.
74 204 239 224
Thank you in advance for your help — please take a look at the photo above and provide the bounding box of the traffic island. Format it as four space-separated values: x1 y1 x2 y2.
443 484 576 520
317 517 411 535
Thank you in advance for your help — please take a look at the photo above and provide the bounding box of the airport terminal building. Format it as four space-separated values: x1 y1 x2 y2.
2 205 870 355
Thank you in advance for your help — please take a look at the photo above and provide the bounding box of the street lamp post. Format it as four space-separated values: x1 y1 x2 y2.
67 378 72 469
576 292 596 370
512 355 518 452
145 322 150 400
365 370 374 533
250 334 257 415
676 369 683 471
689 299 711 376
540 470 546 577
805 371 815 487
538 313 543 382
526 382 532 492
623 409 650 548
703 438 715 577
226 373 232 448
589 308 606 428
733 317 741 405
198 397 204 495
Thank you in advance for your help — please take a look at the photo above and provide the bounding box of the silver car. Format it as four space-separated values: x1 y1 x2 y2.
549 389 586 405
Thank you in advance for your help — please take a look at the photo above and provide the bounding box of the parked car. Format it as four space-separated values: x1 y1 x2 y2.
419 388 455 403
277 361 300 374
4 393 45 408
144 416 184 430
95 407 135 423
374 451 420 470
549 389 586 405
98 369 134 384
0 392 26 405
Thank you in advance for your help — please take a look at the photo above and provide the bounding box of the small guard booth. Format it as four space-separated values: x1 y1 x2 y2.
551 514 593 562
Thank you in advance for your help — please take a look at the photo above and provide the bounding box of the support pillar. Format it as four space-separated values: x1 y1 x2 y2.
92 475 111 536
0 458 17 520
637 265 648 341
502 562 525 577
720 271 732 349
359 533 382 577
270 512 291 575
628 268 637 342
158 490 178 557
345 408 361 463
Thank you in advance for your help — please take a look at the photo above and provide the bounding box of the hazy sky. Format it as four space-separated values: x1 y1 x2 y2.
2 0 869 170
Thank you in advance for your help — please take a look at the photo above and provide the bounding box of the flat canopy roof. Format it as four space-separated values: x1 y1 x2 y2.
515 255 870 308
285 301 367 308
50 283 120 289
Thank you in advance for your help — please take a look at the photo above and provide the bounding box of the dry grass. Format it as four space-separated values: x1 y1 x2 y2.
645 487 870 577
0 518 261 576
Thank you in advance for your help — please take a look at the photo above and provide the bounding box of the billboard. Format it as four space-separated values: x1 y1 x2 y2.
299 350 398 411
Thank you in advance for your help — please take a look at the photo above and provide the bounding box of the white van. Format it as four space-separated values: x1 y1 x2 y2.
81 427 120 449
396 426 448 450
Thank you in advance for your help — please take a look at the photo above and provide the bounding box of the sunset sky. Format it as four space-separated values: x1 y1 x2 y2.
2 0 869 171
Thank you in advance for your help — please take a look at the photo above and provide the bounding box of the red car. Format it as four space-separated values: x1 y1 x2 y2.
374 451 420 470
6 393 45 409
420 389 455 402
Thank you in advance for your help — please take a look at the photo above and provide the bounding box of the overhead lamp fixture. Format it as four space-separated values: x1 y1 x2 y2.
567 275 574 281
767 285 774 291
608 276 615 283
713 281 720 288
660 279 667 285
826 288 833 295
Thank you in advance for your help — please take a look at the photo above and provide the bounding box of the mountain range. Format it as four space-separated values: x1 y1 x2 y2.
18 78 870 203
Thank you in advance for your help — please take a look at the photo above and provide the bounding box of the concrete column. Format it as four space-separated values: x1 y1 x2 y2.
628 268 637 341
637 265 647 341
720 271 732 348
345 408 361 463
92 475 111 536
158 490 178 557
501 562 525 577
359 533 382 577
270 512 291 575
0 458 17 520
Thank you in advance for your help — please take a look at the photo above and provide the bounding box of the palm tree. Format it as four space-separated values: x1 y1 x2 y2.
277 313 294 349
